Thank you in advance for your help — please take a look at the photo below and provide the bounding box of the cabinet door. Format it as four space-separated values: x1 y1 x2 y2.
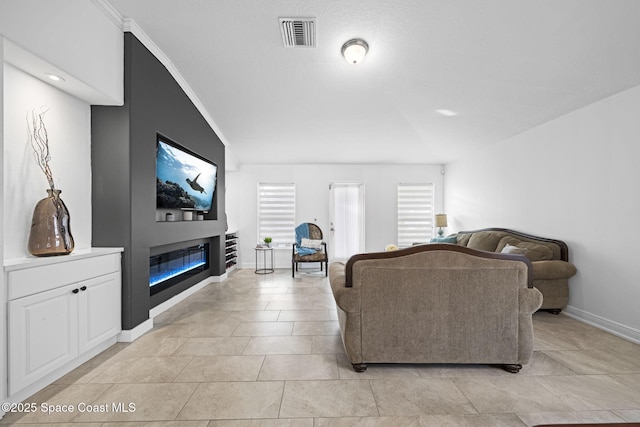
78 272 121 354
9 283 79 395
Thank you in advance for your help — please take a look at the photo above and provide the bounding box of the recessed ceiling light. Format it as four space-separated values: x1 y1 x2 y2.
436 109 458 117
45 73 65 82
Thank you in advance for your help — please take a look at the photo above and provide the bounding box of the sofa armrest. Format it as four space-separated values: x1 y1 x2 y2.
532 260 577 280
518 286 543 363
329 262 360 313
520 287 544 313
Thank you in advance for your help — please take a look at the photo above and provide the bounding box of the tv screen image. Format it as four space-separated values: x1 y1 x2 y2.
156 138 217 212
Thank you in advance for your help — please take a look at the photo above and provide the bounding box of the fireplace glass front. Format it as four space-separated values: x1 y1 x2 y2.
150 243 209 295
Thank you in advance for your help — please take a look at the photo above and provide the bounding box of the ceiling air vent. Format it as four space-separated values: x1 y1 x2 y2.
279 18 316 48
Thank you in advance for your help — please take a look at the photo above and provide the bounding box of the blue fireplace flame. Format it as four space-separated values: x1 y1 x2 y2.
150 244 208 288
150 259 206 286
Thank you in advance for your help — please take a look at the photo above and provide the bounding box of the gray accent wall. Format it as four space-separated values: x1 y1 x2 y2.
92 33 226 330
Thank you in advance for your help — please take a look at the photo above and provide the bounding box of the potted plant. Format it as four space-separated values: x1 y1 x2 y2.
263 237 272 247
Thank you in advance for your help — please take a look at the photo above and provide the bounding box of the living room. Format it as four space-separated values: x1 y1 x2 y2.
1 0 640 425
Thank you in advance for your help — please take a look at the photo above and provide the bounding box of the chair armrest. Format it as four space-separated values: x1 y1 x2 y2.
329 262 360 313
532 260 577 280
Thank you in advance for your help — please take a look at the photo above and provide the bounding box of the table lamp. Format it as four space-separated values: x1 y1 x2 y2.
435 214 448 237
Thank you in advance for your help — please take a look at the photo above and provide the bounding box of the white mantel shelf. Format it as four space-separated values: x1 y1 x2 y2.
4 247 124 272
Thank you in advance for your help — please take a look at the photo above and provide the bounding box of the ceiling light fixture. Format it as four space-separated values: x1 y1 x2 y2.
45 73 65 82
341 39 368 64
436 109 458 117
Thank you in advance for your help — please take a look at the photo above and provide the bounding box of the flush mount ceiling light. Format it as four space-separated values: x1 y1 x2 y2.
45 73 65 82
341 39 368 64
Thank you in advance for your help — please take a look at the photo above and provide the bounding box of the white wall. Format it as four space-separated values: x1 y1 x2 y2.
0 37 6 416
445 84 640 342
226 164 444 269
3 64 92 259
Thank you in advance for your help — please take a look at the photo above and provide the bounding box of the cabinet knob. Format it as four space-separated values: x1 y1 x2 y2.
72 288 79 294
80 286 87 291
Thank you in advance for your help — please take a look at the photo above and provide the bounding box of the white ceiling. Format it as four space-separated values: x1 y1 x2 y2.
106 0 640 166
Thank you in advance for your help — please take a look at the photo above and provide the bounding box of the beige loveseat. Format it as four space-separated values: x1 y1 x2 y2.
329 244 543 373
455 228 577 313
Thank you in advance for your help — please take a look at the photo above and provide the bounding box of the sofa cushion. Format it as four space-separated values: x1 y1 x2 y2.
466 231 505 252
456 233 472 246
496 236 553 262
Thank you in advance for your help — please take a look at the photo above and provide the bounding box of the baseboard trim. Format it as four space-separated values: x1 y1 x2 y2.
564 305 640 345
210 272 228 282
118 318 153 343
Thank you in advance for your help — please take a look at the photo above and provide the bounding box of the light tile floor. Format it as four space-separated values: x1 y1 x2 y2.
3 268 640 426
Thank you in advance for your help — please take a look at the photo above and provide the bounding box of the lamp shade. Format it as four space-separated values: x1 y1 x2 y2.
341 39 368 64
435 214 448 228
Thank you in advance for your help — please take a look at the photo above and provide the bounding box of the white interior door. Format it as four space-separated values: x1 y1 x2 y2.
329 183 365 262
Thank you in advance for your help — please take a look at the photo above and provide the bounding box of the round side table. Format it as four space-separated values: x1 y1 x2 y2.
255 247 274 274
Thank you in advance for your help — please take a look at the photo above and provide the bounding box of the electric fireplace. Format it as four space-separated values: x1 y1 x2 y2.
149 243 209 296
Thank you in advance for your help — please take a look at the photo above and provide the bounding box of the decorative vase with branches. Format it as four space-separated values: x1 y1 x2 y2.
27 109 74 256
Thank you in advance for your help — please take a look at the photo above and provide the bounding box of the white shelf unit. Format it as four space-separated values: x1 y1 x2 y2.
225 231 238 272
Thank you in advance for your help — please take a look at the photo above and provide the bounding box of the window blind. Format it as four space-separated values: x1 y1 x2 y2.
397 183 434 247
257 183 296 247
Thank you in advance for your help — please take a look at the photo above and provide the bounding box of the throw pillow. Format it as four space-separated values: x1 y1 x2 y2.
301 238 323 249
496 236 521 253
496 236 553 262
385 244 399 251
430 236 458 244
501 243 527 255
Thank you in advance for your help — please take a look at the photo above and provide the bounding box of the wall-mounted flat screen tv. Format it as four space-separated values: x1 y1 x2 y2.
156 136 217 212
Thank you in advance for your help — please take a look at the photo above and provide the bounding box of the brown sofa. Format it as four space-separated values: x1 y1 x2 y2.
329 244 543 373
454 228 577 313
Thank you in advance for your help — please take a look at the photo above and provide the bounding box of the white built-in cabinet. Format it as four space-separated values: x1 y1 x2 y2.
3 248 123 401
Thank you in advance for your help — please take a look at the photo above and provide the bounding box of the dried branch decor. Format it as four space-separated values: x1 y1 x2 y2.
25 108 75 256
27 109 55 190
